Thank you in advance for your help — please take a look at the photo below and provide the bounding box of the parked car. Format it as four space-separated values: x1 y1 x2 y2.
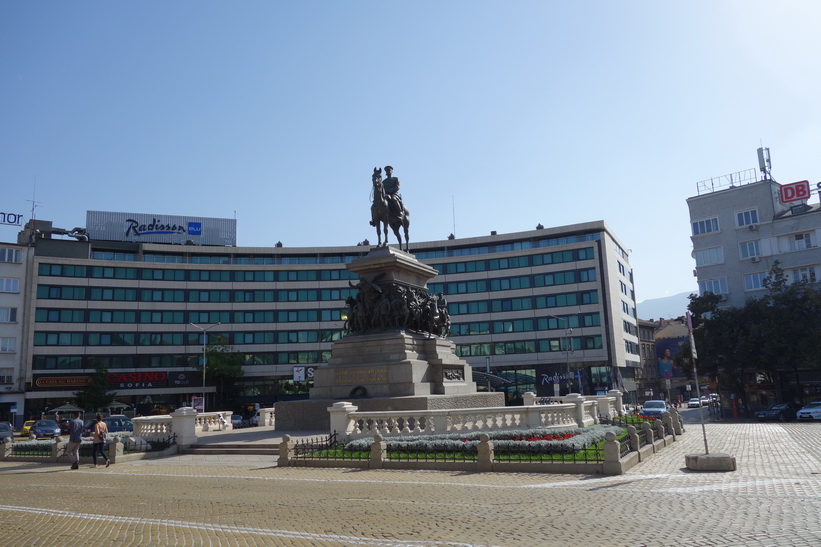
0 421 14 443
58 419 73 434
640 400 669 419
21 420 36 437
796 401 821 421
249 411 261 426
700 396 711 406
230 415 245 429
30 419 62 439
755 403 801 422
687 398 702 408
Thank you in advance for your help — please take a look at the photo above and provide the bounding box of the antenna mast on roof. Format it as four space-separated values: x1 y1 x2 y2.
757 147 772 181
26 182 42 223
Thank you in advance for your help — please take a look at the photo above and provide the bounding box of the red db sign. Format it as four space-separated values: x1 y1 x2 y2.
780 180 811 204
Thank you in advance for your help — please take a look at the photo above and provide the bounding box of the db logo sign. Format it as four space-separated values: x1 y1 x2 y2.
779 180 811 204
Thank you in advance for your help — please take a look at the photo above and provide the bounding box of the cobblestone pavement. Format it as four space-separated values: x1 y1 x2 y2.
2 421 821 546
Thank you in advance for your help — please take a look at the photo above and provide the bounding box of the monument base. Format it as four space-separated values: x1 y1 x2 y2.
276 392 506 431
309 330 477 399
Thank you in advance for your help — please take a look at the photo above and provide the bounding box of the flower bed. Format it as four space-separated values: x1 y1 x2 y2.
343 425 624 454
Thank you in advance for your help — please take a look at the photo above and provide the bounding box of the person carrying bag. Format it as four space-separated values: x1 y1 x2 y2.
92 413 110 468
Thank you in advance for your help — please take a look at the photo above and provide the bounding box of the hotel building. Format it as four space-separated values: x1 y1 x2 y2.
0 211 640 422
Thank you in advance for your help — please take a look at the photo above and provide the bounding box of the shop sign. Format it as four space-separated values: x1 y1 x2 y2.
107 371 168 389
779 180 811 203
170 372 198 387
0 212 23 226
34 375 92 390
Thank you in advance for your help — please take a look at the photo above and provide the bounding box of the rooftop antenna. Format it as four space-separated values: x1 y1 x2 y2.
26 181 43 223
757 146 772 181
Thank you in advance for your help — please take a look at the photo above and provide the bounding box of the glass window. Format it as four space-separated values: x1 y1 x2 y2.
0 338 15 352
744 272 767 291
0 248 22 263
792 267 817 284
692 217 719 236
695 247 724 266
0 307 17 322
0 278 19 293
739 241 760 259
789 233 813 251
699 278 728 295
736 209 759 227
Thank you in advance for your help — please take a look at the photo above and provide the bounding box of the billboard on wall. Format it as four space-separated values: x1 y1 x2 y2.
657 338 686 378
86 210 236 246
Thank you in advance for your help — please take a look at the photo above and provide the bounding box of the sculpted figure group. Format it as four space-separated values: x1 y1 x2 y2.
345 276 450 338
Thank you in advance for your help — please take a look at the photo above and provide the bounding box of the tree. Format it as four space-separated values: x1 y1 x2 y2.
74 364 117 412
687 262 821 411
193 335 245 409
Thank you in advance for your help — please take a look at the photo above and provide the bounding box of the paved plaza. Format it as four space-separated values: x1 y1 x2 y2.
2 417 821 546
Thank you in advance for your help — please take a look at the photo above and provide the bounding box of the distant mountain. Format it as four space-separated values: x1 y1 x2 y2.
637 291 695 321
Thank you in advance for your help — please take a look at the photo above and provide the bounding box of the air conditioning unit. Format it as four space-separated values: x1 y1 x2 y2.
748 224 758 231
751 256 761 263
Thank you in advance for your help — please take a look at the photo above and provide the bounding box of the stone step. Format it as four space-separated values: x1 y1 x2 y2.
185 444 279 456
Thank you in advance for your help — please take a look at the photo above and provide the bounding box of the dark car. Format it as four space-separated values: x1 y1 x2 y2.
31 419 62 439
0 421 14 443
755 403 801 422
58 419 73 434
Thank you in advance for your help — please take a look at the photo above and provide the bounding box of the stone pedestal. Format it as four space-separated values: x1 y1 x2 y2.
278 246 504 431
310 330 476 399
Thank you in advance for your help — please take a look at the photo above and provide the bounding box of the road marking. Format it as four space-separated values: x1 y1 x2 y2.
0 504 498 547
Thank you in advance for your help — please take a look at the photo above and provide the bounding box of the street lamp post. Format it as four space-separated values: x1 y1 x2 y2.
189 322 220 412
548 314 579 395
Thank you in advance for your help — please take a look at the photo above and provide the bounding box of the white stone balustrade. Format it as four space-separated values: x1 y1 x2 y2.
132 415 172 439
331 399 601 442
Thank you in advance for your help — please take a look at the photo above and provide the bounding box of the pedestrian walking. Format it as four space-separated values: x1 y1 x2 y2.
66 410 84 470
91 413 110 468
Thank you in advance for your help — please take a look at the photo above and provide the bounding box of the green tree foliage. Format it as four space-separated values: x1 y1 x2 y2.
193 335 245 409
74 365 117 412
687 261 821 411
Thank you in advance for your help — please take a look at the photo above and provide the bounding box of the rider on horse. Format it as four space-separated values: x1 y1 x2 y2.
382 165 405 221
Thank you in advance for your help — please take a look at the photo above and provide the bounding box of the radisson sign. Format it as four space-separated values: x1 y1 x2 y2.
86 210 236 246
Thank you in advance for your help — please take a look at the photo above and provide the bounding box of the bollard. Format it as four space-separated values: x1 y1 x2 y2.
662 414 676 441
278 435 294 467
627 425 640 452
52 437 64 462
641 422 654 446
370 434 387 469
109 436 123 464
477 433 494 472
602 431 623 475
1 437 12 460
654 421 666 445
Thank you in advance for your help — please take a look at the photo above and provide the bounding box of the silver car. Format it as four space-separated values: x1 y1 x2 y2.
641 400 669 419
797 401 821 421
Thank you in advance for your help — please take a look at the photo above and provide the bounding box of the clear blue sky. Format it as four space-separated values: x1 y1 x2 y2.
2 1 820 304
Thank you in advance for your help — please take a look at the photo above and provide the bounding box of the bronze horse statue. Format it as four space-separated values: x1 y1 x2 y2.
370 167 410 251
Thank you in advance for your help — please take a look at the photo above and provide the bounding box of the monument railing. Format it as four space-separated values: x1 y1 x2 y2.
330 400 601 442
328 392 626 442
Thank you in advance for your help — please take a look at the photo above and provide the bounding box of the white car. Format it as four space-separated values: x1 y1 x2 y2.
687 398 702 408
796 401 821 421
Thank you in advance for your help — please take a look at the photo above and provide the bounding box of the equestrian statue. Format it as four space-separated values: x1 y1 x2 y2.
370 165 410 251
